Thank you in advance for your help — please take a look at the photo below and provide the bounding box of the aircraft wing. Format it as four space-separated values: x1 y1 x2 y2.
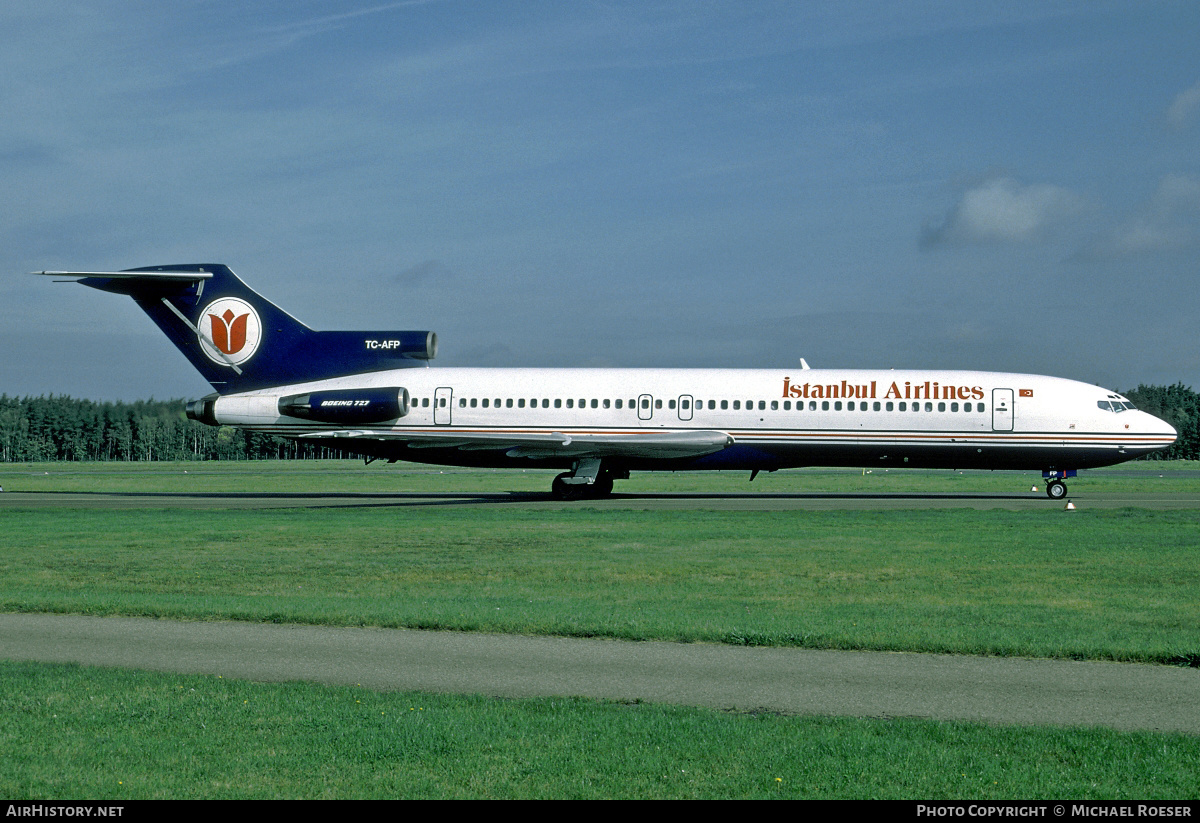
296 428 734 460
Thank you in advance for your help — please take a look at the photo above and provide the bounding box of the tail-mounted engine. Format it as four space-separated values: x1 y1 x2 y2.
277 387 411 424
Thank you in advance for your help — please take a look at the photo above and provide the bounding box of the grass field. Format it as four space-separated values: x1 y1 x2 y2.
1 460 1198 798
4 660 1197 800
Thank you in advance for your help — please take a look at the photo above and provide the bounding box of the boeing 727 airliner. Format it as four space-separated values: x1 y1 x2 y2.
38 265 1177 499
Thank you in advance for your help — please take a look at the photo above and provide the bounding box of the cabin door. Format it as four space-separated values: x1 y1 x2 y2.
434 387 453 425
992 388 1014 432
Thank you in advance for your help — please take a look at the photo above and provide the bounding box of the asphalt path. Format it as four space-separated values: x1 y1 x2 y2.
3 488 1199 510
2 614 1197 735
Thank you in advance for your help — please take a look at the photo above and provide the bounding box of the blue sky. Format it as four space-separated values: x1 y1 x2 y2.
3 1 1198 401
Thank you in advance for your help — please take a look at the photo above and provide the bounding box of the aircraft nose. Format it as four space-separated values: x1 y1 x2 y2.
1145 411 1177 442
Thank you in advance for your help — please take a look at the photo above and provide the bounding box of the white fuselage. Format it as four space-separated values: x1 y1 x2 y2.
206 367 1177 473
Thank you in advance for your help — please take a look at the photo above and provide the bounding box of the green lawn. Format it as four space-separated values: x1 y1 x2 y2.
3 660 1196 800
2 461 1198 799
1 496 1196 663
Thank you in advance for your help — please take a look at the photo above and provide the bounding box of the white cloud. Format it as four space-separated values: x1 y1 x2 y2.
922 177 1085 247
1103 174 1200 254
1167 80 1200 130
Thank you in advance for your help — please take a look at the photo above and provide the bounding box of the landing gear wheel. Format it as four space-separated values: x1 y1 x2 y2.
551 472 585 501
1046 480 1067 500
591 470 615 498
551 464 617 500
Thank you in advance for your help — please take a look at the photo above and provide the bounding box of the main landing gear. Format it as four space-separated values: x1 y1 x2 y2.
550 458 623 500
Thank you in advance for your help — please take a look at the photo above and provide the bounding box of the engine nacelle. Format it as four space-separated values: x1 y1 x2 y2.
185 393 219 426
277 387 410 424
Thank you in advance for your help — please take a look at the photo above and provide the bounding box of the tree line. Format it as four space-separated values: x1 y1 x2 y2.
1120 383 1200 460
0 395 352 462
0 385 1196 463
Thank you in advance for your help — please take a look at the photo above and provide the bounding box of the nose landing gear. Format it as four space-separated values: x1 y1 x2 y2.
1046 479 1067 500
1042 469 1076 500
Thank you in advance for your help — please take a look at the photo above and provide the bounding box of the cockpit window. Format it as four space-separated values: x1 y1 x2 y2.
1097 397 1137 413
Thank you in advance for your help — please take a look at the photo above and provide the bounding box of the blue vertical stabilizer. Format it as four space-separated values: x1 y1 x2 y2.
48 264 436 392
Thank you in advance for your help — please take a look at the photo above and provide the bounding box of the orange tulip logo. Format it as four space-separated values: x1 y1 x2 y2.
209 308 250 355
197 298 262 367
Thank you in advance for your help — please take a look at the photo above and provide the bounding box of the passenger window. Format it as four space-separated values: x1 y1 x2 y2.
822 401 829 411
733 400 741 410
873 402 881 411
555 399 562 408
938 402 946 412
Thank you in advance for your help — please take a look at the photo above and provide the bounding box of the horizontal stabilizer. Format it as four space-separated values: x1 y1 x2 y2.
33 269 214 295
34 270 213 280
